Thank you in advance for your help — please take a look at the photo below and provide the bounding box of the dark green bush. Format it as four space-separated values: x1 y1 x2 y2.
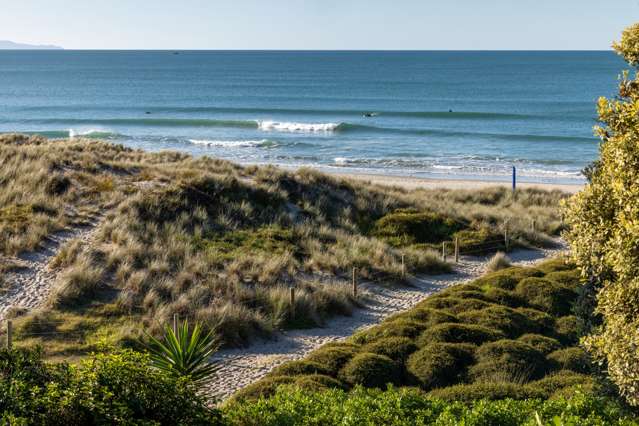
293 374 346 391
528 370 595 397
230 376 295 402
515 277 576 316
421 297 493 314
406 343 476 390
427 382 546 402
535 258 574 274
484 287 526 308
224 386 637 425
514 308 554 333
457 306 538 338
517 334 562 355
339 352 400 388
388 308 457 329
547 348 591 374
269 360 332 377
352 319 426 344
470 339 548 381
555 315 579 345
545 269 582 287
0 348 220 425
371 210 463 246
305 346 359 375
417 322 505 346
362 336 417 363
474 267 544 290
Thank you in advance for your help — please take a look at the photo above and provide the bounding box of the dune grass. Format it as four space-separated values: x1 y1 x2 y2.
0 134 568 353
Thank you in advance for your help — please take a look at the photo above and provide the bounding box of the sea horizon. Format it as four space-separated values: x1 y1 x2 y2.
0 50 624 184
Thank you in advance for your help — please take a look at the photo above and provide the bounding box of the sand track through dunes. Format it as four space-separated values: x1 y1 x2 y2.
0 218 103 321
207 242 567 402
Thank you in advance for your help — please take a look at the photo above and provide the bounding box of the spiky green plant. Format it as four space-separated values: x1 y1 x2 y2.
145 320 220 387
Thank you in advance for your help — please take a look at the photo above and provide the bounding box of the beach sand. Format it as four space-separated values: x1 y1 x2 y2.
331 172 584 193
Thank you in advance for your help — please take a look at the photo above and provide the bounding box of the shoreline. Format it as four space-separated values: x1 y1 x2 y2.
336 172 584 193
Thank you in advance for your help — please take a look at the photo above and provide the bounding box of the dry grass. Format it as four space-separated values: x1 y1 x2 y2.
485 252 513 273
0 134 568 353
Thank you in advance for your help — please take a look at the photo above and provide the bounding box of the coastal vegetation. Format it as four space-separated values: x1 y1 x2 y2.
564 22 639 407
0 133 565 356
228 258 594 402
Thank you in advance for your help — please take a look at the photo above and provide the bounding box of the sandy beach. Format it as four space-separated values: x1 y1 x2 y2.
327 171 584 193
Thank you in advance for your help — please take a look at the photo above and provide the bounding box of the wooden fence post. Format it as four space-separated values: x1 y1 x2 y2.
6 320 12 350
401 254 406 279
289 287 296 319
504 224 509 251
352 268 358 298
531 219 536 233
442 242 447 261
454 237 459 263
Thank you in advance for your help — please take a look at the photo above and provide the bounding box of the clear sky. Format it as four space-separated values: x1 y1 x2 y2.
1 0 637 50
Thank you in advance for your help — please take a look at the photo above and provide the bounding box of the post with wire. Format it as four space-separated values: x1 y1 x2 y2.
512 166 516 195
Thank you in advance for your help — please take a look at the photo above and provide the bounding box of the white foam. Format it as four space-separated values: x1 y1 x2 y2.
188 139 273 148
334 157 349 165
257 120 340 132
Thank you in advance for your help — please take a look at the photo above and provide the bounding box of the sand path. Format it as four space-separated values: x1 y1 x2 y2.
0 219 103 321
207 243 566 402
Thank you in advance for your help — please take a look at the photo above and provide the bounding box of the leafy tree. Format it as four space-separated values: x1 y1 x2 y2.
565 23 639 406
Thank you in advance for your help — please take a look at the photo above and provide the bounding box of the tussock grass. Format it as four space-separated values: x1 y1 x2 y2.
1 135 567 352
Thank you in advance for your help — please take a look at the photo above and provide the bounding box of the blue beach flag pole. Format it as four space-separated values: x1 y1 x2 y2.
512 166 516 193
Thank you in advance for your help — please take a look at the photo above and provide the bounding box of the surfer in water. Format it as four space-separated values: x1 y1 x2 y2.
363 112 378 117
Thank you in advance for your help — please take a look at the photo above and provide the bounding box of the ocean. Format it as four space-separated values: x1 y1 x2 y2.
0 50 625 183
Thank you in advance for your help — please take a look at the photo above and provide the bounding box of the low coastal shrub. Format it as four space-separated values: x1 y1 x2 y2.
230 376 296 403
361 336 417 363
427 382 546 402
338 352 400 388
292 374 346 391
270 360 332 377
406 342 476 389
515 277 576 316
517 333 562 355
416 322 505 346
223 386 638 425
547 347 591 374
231 259 593 402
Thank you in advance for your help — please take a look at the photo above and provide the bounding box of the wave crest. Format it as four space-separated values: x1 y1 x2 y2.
257 120 341 133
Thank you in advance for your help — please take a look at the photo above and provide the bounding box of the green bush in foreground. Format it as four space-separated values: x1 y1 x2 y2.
0 347 219 425
223 386 638 426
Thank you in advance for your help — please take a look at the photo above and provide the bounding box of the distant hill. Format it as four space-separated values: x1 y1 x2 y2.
0 40 62 50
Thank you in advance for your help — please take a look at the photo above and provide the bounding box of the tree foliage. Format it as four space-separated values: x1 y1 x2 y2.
564 23 639 406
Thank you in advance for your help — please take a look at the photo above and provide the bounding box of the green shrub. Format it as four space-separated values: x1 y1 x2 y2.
535 257 574 274
547 348 591 374
230 376 295 402
371 210 463 246
528 370 595 397
0 348 220 424
517 334 562 355
484 287 526 308
427 382 546 402
417 322 505 346
555 315 579 345
305 346 359 375
470 339 547 381
515 277 576 316
224 386 637 425
293 374 346 391
514 308 554 333
352 319 426 344
422 297 495 314
474 267 544 290
362 336 417 363
339 352 400 388
406 343 475 390
387 308 457 329
457 306 538 338
545 269 582 287
270 360 332 378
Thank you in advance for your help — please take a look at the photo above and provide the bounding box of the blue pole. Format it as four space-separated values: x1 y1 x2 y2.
512 166 516 193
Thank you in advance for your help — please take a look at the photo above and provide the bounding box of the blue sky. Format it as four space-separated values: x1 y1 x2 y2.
1 0 636 49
